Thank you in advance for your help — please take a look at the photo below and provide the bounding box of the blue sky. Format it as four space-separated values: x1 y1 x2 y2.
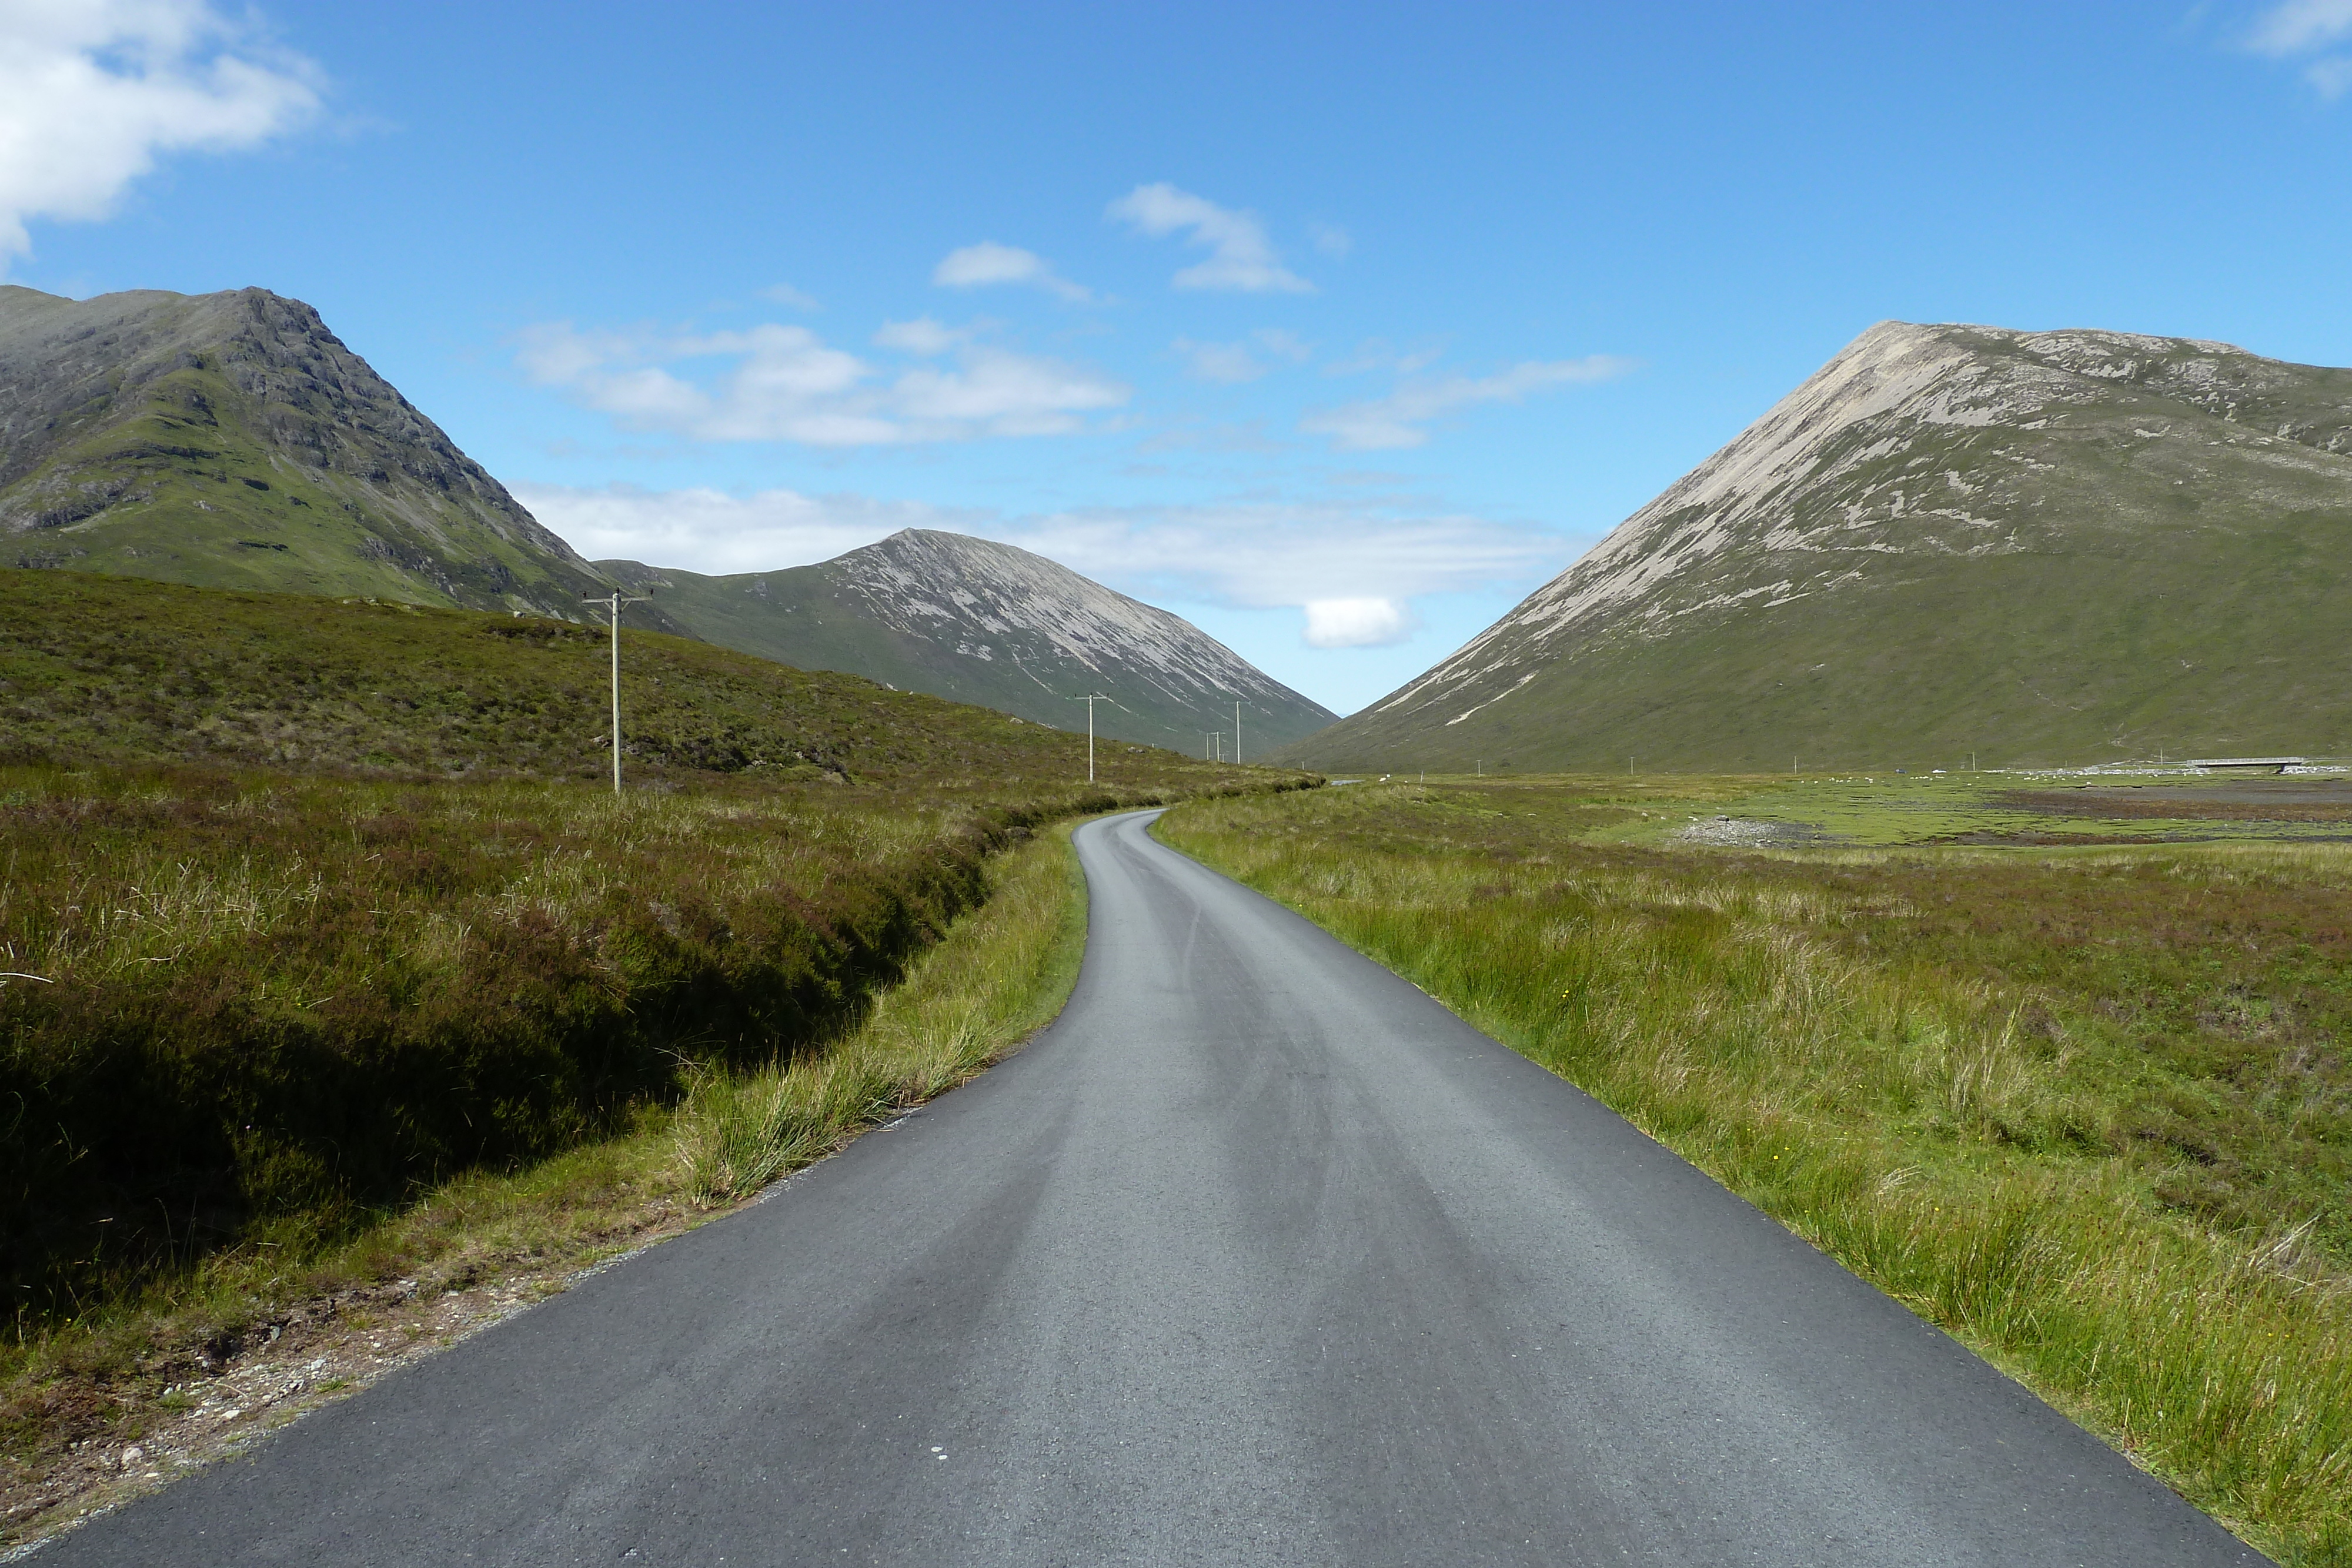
5 2 2351 714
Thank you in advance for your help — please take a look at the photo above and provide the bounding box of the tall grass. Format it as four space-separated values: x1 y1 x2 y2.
1161 786 2352 1566
0 819 1093 1546
673 818 1085 1204
0 763 1148 1326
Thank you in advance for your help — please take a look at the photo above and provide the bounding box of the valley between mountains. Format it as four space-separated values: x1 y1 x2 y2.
5 283 2352 1564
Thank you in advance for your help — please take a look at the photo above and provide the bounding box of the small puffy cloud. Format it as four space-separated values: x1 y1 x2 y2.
2247 0 2352 93
933 241 1092 301
514 316 1128 445
1302 356 1636 450
0 0 322 264
1107 182 1312 293
894 346 1127 434
1303 598 1416 648
757 281 820 309
1308 222 1352 259
1173 329 1312 384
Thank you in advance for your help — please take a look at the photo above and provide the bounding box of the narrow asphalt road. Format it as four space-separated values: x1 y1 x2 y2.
48 809 2266 1567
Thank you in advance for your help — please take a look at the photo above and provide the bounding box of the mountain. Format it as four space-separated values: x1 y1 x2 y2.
0 286 1331 751
600 529 1336 754
1275 322 2352 773
0 285 636 621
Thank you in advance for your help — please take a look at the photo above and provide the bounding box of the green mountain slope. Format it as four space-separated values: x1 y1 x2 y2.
1275 322 2352 773
602 529 1337 754
0 567 1257 788
0 285 634 620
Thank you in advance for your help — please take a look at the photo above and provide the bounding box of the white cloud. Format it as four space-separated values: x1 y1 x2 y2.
517 482 1563 641
1303 598 1415 648
0 0 322 263
513 483 962 574
2250 0 2352 52
2311 52 2352 92
1173 329 1312 383
1309 222 1353 259
2247 0 2352 93
1176 338 1267 383
1014 506 1554 611
1107 182 1312 293
933 241 1092 301
1302 356 1636 450
873 316 964 354
1324 337 1447 377
757 281 820 309
514 317 1128 445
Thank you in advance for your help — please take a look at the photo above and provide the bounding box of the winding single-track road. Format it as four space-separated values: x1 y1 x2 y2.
46 810 2266 1566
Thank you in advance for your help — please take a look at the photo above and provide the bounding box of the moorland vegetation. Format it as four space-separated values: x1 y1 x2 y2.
0 566 1299 1542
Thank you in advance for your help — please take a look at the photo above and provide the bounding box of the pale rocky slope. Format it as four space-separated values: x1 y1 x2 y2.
1275 322 2352 771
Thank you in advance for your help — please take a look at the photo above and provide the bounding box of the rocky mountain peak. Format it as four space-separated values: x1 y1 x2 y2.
1 285 612 614
1275 320 2352 771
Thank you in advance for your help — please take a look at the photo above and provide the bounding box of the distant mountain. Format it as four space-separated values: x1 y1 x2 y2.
1275 322 2352 773
0 285 642 621
0 286 1332 752
602 530 1336 754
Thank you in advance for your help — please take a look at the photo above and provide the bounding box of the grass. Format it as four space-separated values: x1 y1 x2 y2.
0 818 1093 1545
0 568 1305 1324
1685 768 2352 848
0 760 1294 1330
0 566 1265 787
672 815 1088 1205
1158 778 2352 1566
1397 765 2352 849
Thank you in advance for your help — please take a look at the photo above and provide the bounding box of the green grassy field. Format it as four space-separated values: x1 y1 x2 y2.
0 566 1228 784
1424 764 2352 848
1159 777 2352 1565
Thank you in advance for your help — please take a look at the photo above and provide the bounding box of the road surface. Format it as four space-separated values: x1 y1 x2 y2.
46 809 2266 1566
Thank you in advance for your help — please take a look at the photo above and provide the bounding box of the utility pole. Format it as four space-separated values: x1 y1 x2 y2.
1071 693 1117 783
1234 700 1244 765
583 591 647 795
